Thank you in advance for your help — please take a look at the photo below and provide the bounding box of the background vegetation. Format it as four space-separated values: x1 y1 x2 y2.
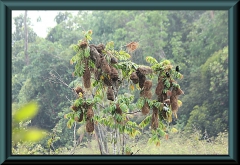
12 10 228 155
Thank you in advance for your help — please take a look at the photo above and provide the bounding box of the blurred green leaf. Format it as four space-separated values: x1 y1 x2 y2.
13 101 39 122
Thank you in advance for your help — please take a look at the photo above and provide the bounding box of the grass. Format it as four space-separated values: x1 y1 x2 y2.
59 131 228 155
12 131 228 155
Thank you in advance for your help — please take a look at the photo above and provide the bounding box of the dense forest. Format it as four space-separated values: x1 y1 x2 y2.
12 10 228 155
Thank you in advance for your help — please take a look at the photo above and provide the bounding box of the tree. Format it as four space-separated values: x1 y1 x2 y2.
183 47 228 137
63 30 184 154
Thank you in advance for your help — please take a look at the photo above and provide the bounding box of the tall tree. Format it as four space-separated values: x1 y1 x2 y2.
24 10 29 65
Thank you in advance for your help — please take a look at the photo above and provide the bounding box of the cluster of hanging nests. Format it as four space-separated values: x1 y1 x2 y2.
70 86 94 133
79 41 119 102
130 65 184 130
78 40 184 131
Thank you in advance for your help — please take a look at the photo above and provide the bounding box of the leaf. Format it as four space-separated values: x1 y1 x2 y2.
171 128 178 133
145 56 158 65
177 100 182 107
14 101 39 122
22 128 47 142
13 128 47 143
130 84 135 91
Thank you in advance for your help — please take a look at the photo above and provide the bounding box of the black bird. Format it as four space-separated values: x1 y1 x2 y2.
166 72 170 77
176 66 179 72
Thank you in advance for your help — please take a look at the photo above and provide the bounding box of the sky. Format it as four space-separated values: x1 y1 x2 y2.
12 10 78 38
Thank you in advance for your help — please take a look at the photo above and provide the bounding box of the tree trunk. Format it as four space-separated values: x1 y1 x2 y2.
24 10 29 65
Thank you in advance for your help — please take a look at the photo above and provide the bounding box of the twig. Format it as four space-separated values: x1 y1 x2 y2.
134 149 140 155
125 110 141 114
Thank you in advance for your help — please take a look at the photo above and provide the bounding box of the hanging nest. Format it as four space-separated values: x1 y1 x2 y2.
110 66 119 81
170 89 179 113
95 56 102 69
94 69 102 80
95 44 105 54
110 56 118 64
164 99 171 105
75 86 84 95
140 90 152 99
100 57 111 74
126 41 139 53
151 106 159 130
83 62 91 88
86 105 94 119
115 103 122 115
74 110 84 122
86 119 94 133
107 86 114 101
155 77 164 96
138 75 146 89
144 90 152 99
89 45 101 63
158 93 168 102
143 80 152 91
176 87 184 95
79 40 88 49
103 76 112 86
136 66 153 75
130 71 139 84
142 101 150 115
166 90 172 97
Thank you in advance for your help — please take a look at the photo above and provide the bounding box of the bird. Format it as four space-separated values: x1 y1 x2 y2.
166 72 170 77
176 66 179 72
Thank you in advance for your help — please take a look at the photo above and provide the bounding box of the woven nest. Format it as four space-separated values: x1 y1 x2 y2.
107 86 114 101
115 103 122 115
151 113 159 130
110 57 118 64
103 76 112 86
95 56 102 69
158 93 168 102
130 72 139 84
140 90 152 98
176 87 184 95
95 44 105 54
100 57 111 74
142 101 150 115
136 66 152 75
151 106 159 130
110 66 118 81
74 110 84 122
126 42 139 53
144 90 152 99
139 75 146 89
94 69 102 80
79 40 88 49
144 80 152 91
155 78 164 96
86 119 94 133
164 99 170 105
86 105 94 119
170 95 178 113
83 63 91 88
166 90 172 97
75 86 84 95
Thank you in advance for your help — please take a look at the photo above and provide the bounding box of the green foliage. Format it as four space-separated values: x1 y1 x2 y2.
12 102 48 145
